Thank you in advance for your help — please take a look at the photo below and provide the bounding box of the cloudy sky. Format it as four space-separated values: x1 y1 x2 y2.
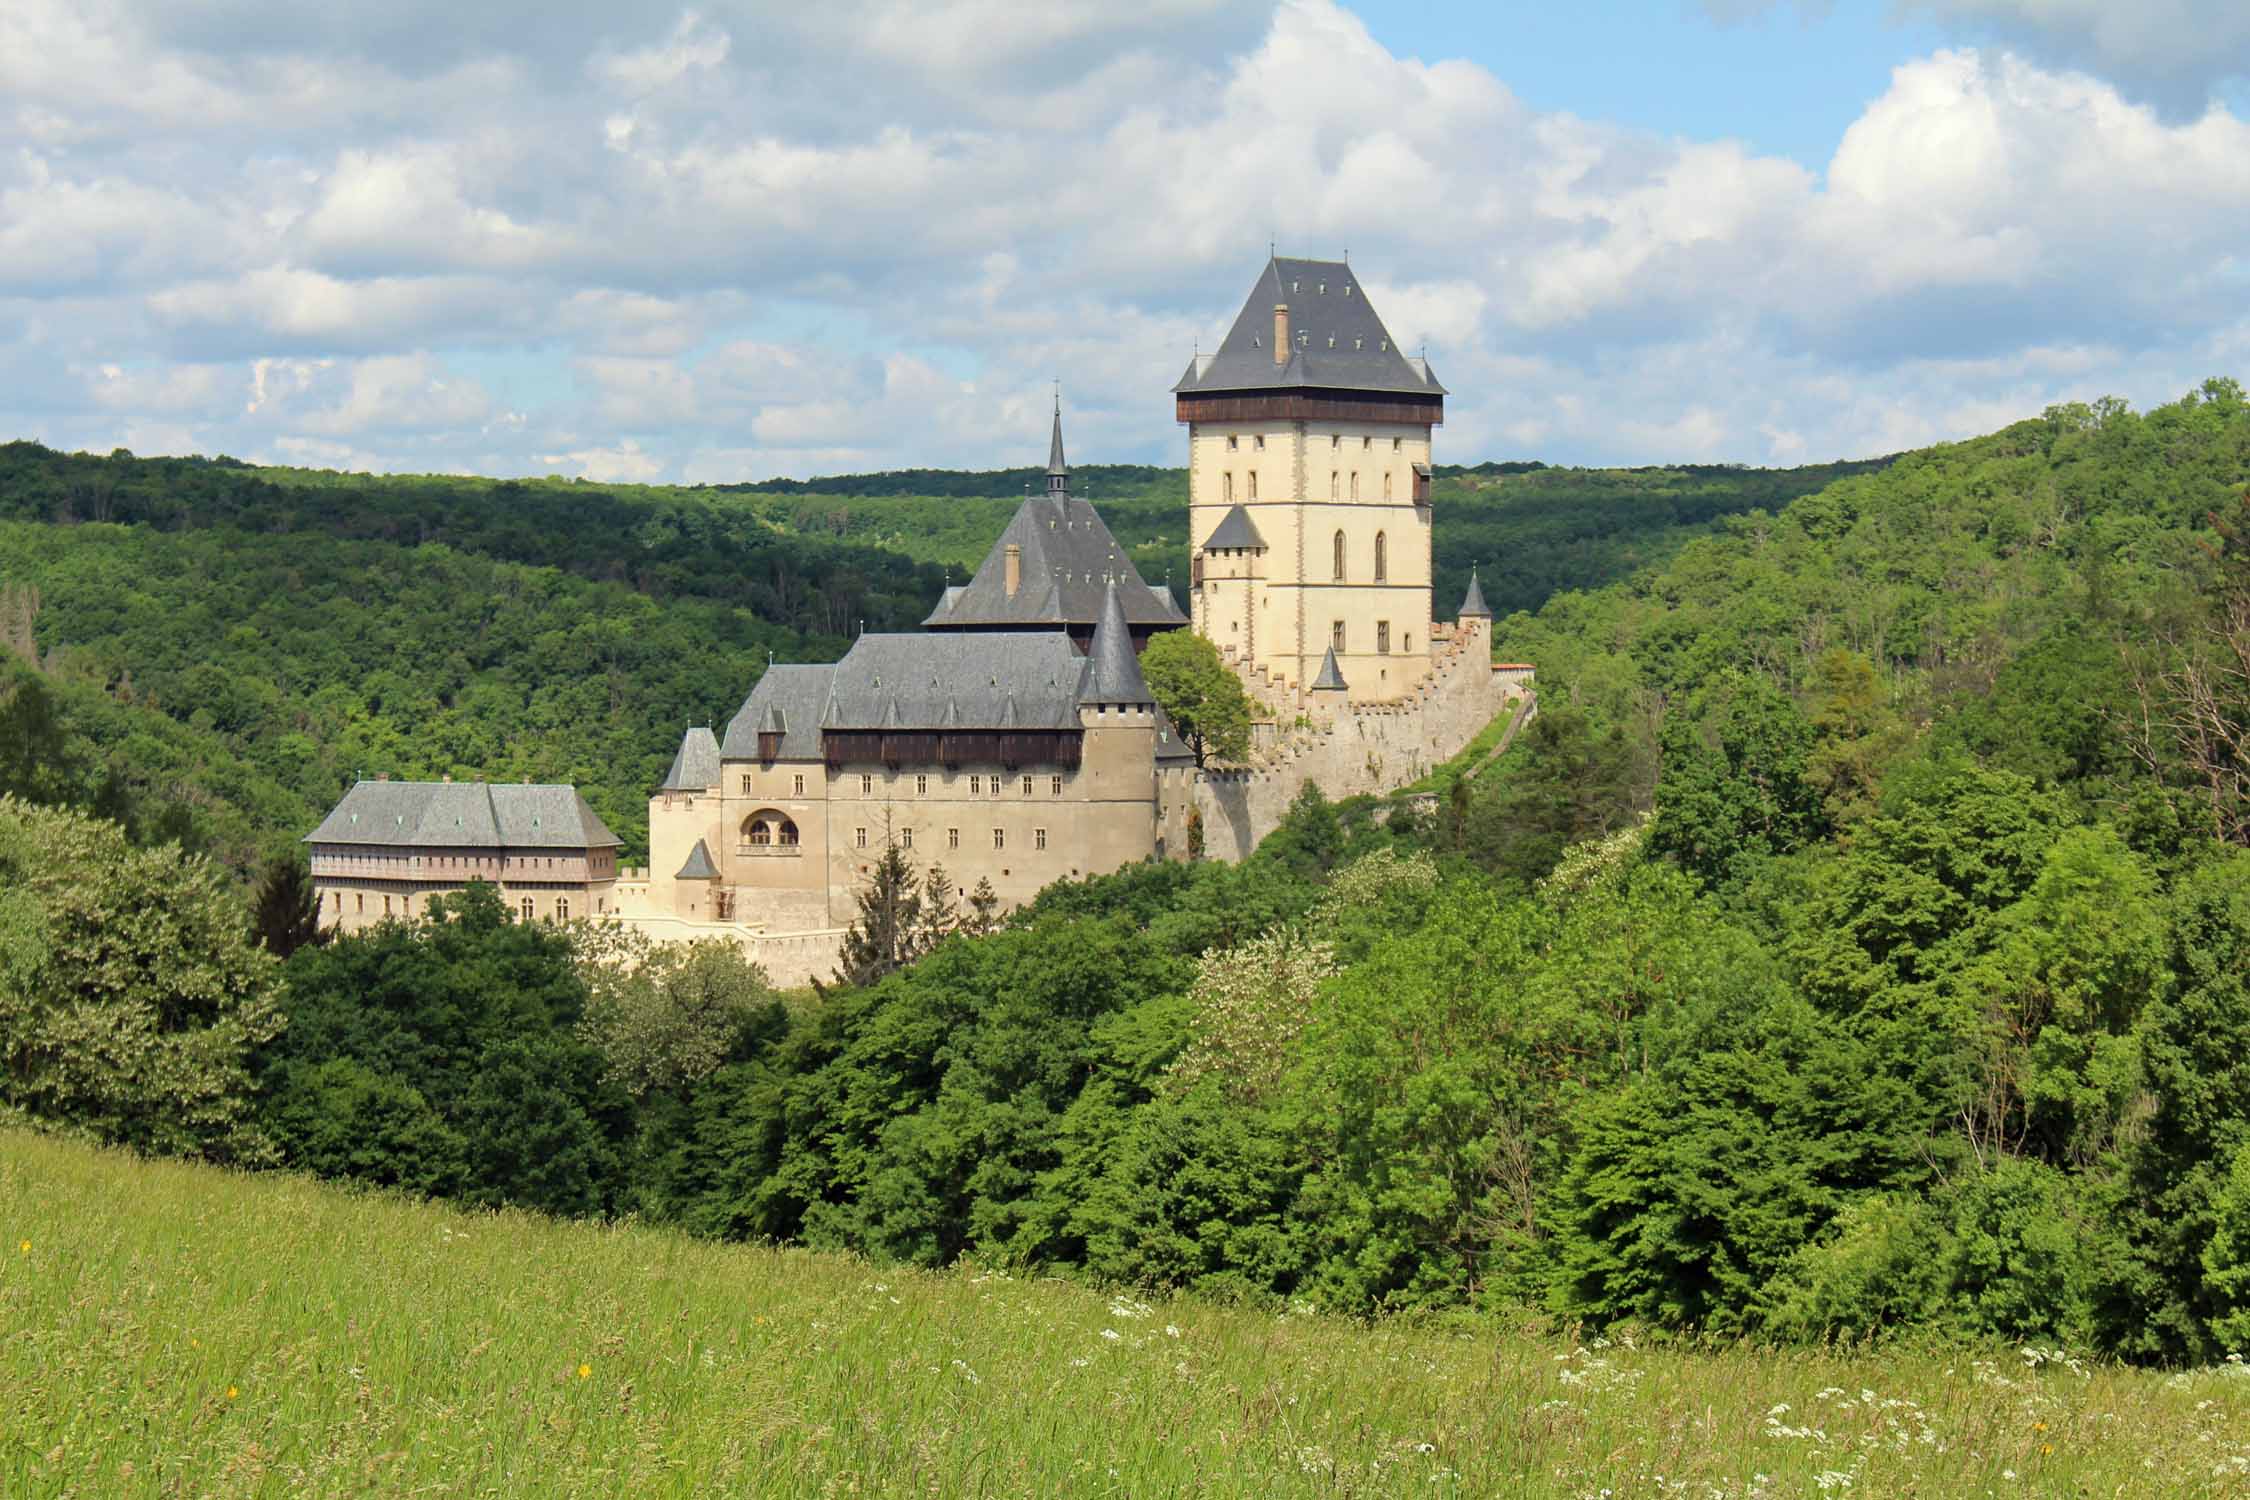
6 0 2250 481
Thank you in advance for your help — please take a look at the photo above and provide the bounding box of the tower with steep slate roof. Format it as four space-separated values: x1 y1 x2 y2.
1176 256 1444 703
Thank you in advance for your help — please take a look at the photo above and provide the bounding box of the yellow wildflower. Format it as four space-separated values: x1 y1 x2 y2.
578 1363 593 1380
16 1239 26 1254
226 1386 238 1400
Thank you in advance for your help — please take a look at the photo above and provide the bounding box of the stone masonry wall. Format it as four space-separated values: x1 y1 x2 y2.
1193 617 1527 862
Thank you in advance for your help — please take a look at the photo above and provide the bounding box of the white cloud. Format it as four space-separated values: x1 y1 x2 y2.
7 0 2250 481
1897 0 2250 116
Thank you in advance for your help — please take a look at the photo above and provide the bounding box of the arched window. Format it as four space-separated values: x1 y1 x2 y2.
1374 531 1387 583
1383 471 1393 501
747 817 771 846
1350 471 1360 501
1332 530 1346 581
1247 470 1258 500
779 819 800 846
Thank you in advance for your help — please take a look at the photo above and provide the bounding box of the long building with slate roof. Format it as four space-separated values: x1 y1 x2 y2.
1178 255 1446 703
306 778 623 934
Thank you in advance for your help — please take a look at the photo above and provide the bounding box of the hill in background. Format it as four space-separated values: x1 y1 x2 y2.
0 439 1872 867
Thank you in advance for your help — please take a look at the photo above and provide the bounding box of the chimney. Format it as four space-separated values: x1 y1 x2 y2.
1272 304 1289 366
1004 542 1022 597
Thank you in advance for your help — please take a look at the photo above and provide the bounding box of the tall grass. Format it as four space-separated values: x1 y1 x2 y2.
4 1129 2247 1497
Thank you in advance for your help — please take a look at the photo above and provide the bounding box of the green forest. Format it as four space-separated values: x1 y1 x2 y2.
0 439 1861 864
9 382 2250 1364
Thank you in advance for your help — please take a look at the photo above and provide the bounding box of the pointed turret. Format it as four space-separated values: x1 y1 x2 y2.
676 838 719 881
658 725 719 793
1457 566 1492 620
1079 580 1151 706
1046 394 1069 501
1310 646 1349 694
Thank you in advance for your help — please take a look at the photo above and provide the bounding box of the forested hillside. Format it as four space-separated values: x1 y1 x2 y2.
10 380 2250 1366
0 439 1861 865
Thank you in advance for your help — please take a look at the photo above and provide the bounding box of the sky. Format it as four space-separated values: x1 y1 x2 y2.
6 0 2250 481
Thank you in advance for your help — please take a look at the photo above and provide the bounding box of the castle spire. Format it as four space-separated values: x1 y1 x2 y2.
1046 389 1069 501
1457 565 1492 621
1080 580 1150 706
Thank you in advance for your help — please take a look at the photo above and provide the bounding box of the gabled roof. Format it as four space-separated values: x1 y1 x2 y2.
1174 256 1445 398
923 491 1186 631
307 781 622 849
1204 505 1266 551
1457 567 1492 619
658 726 720 792
676 839 719 880
1079 581 1152 706
1310 646 1349 692
721 664 834 761
926 406 1186 633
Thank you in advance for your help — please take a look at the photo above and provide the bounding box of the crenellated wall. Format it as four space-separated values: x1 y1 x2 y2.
1193 616 1529 862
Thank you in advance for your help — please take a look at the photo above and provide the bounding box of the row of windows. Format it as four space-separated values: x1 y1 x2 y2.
856 827 1048 852
1226 433 1402 453
723 772 1070 799
328 891 593 920
1220 470 1405 505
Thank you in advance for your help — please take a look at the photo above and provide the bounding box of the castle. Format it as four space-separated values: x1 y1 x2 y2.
307 257 1528 975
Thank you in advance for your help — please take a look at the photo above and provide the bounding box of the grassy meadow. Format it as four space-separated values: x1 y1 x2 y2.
3 1132 2248 1496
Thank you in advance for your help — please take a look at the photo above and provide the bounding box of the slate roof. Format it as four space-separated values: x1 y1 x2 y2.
1080 582 1152 706
1174 257 1446 398
720 664 836 760
658 726 720 792
1310 646 1349 692
1457 567 1492 619
676 839 719 880
307 781 622 849
925 408 1186 633
1204 505 1266 551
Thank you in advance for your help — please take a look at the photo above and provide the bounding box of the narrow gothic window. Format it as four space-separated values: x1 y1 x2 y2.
1329 471 1338 501
1223 472 1233 503
1374 531 1387 582
1351 472 1360 501
1247 471 1258 501
1333 530 1346 581
1383 472 1393 501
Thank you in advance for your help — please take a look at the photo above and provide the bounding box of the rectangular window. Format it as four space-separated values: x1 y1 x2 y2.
916 774 928 796
860 773 873 795
969 774 982 796
990 777 1001 798
740 774 752 794
1377 621 1391 653
1020 774 1033 795
948 827 960 850
900 828 913 849
856 827 868 849
1332 620 1346 652
1035 828 1048 851
1050 775 1063 796
993 829 1006 851
792 773 805 796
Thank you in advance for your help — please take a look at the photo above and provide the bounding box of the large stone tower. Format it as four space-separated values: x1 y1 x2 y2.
1175 256 1444 703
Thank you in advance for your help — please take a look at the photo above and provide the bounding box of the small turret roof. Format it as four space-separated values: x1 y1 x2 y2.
1205 505 1266 551
1457 566 1492 619
1310 645 1349 692
1079 581 1152 706
658 725 720 792
676 838 719 880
